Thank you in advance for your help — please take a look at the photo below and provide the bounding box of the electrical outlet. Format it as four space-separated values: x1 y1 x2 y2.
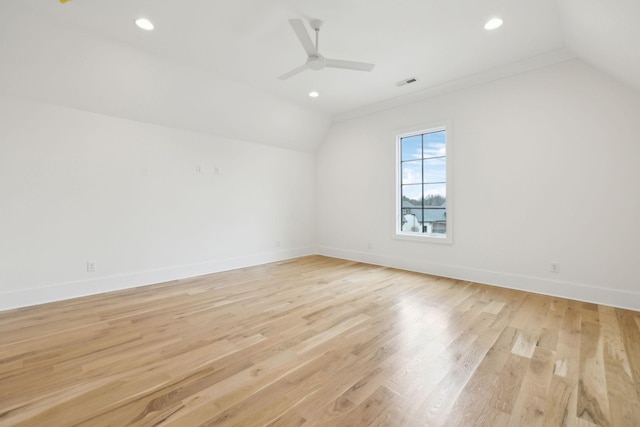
196 164 203 173
551 262 559 273
87 260 97 272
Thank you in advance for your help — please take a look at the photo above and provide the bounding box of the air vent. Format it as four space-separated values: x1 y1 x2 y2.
396 77 417 87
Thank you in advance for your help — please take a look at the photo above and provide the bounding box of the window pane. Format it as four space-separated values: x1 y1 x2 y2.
401 209 422 233
423 131 446 158
401 135 422 161
401 160 422 184
423 183 446 206
402 184 422 202
425 208 447 234
424 157 446 183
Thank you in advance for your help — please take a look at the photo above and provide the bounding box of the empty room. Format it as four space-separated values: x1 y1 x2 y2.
1 0 640 426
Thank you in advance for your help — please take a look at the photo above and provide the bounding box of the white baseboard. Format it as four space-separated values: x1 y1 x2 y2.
4 246 639 312
0 247 316 312
317 246 640 312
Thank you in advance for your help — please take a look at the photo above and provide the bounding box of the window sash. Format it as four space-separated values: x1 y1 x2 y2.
395 124 451 244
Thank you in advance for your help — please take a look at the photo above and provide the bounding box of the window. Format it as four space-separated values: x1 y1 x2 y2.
395 124 451 243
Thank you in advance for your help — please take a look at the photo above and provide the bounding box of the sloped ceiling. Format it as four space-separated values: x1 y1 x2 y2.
0 1 638 150
558 0 640 94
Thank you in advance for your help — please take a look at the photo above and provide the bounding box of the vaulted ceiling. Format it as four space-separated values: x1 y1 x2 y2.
1 0 638 150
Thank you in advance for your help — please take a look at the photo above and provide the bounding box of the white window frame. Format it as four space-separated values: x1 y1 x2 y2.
394 121 452 244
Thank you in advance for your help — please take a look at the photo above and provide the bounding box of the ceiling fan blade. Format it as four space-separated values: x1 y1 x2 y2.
278 63 312 80
289 19 317 57
325 58 375 72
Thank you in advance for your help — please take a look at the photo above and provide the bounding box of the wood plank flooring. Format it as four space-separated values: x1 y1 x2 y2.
1 255 640 426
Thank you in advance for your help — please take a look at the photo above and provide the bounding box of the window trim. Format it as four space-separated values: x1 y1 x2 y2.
393 121 453 244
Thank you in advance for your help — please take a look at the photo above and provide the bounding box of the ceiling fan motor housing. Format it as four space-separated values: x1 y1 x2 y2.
307 55 326 70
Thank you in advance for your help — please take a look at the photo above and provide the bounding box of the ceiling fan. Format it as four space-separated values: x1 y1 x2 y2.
279 19 375 80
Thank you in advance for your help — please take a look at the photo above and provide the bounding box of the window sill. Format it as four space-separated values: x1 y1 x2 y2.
393 232 452 245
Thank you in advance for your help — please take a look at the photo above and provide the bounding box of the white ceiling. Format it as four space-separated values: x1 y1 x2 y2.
558 0 640 96
1 0 639 148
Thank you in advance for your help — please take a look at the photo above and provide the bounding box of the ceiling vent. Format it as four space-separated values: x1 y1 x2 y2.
396 77 417 87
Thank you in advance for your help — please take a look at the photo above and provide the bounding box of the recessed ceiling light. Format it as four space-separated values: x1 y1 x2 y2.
309 91 319 98
484 17 503 31
135 18 154 31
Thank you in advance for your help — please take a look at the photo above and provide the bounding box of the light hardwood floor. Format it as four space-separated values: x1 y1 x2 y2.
1 255 640 426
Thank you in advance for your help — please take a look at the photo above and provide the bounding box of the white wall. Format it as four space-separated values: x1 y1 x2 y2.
317 60 640 310
0 96 316 310
4 59 640 312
